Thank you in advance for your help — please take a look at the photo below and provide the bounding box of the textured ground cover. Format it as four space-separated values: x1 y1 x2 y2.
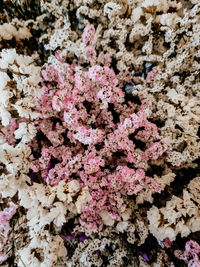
0 0 200 266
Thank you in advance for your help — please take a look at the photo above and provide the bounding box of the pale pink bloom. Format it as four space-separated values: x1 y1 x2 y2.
146 69 157 82
164 238 173 248
175 240 200 267
82 25 95 45
0 254 8 264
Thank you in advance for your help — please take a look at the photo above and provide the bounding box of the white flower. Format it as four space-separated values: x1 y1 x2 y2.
36 184 56 206
53 180 67 202
0 90 13 107
18 231 67 267
18 184 39 209
68 180 80 194
48 202 66 227
14 122 37 143
131 7 143 23
117 221 128 232
0 23 17 41
0 105 11 126
75 186 92 213
17 247 40 267
99 210 115 226
121 208 132 221
0 58 8 69
104 2 121 17
80 253 92 267
15 54 33 67
0 72 10 91
142 0 159 8
0 143 31 174
0 48 17 66
0 173 17 198
13 97 40 119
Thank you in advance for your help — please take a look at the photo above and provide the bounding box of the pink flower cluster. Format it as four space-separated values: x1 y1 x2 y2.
0 202 17 263
175 240 200 267
29 25 167 231
82 25 96 46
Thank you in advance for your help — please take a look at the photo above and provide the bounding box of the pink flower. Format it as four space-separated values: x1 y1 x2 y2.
86 46 97 62
175 240 200 267
98 52 112 67
82 25 95 45
31 27 167 231
0 254 8 264
146 69 157 82
163 238 173 248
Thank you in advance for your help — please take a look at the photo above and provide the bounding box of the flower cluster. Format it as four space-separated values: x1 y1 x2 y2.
28 25 167 232
175 240 200 267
